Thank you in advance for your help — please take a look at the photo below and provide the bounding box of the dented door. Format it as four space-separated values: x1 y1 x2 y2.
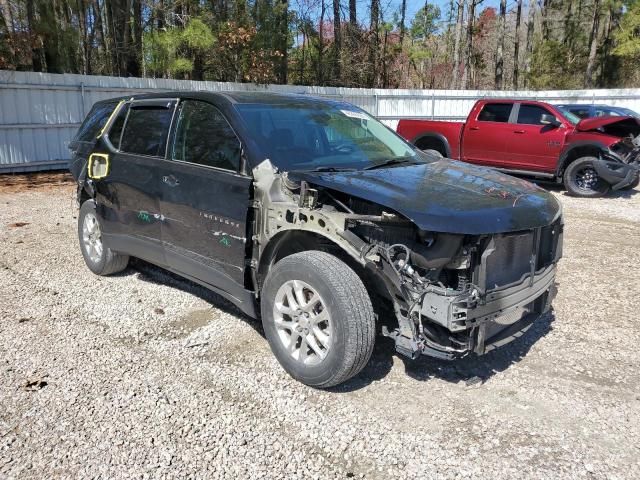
159 99 252 289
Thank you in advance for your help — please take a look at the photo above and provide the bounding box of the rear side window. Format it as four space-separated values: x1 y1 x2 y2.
517 105 552 125
477 103 512 123
75 102 116 142
120 105 174 157
172 100 241 171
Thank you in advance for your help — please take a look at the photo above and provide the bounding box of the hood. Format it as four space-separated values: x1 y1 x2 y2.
291 160 561 235
575 116 637 132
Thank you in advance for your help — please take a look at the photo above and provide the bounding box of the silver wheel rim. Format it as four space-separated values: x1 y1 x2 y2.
82 212 103 263
273 280 332 366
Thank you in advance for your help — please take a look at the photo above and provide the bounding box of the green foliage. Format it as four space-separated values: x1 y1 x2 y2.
410 4 441 40
614 2 640 57
527 40 587 89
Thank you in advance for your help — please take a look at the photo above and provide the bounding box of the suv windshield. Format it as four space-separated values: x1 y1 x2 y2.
235 102 424 171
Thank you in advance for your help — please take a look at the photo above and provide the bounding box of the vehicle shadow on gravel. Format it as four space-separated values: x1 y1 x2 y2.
332 311 556 393
534 180 638 198
120 259 555 392
122 259 265 336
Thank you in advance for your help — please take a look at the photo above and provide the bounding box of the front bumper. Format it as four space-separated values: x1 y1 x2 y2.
595 157 640 190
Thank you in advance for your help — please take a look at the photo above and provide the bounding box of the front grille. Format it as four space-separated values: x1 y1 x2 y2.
484 232 534 289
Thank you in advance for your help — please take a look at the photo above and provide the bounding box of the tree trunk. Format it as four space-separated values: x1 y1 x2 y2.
369 0 379 87
399 0 407 45
318 0 325 84
333 0 341 81
349 0 356 26
494 0 507 89
513 0 523 89
584 0 601 87
523 0 536 88
451 0 464 88
25 0 44 71
463 0 476 89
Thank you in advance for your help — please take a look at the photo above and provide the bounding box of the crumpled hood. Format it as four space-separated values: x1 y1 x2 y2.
576 116 638 132
291 160 562 234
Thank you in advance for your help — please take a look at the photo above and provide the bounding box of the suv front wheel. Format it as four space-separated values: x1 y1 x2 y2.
563 157 611 198
78 200 129 276
261 251 376 388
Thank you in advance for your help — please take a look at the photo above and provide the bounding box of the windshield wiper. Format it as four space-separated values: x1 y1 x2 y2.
363 157 418 170
306 166 358 172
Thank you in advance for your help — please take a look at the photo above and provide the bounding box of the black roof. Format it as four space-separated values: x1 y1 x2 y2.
96 90 344 108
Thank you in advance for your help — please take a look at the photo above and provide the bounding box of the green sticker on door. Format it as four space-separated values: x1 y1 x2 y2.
219 236 232 247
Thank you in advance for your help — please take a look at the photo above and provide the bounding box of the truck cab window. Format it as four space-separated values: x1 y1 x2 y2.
477 103 512 123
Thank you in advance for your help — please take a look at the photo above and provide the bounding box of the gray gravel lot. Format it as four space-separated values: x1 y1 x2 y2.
1 176 639 479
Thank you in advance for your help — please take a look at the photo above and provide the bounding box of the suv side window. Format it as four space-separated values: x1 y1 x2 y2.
75 102 117 142
120 105 174 157
517 105 553 125
477 103 512 123
569 107 590 118
172 100 241 171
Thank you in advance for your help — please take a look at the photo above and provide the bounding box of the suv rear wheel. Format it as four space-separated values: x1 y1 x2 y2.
563 156 611 198
261 251 376 388
78 200 129 275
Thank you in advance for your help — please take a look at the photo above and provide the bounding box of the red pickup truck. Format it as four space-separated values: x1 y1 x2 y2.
397 99 640 197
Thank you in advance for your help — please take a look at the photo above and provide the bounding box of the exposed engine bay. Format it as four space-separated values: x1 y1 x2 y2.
251 160 563 361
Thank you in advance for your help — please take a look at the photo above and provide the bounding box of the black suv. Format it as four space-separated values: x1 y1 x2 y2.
69 92 562 388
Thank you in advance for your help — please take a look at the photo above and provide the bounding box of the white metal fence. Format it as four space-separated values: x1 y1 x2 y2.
2 69 640 173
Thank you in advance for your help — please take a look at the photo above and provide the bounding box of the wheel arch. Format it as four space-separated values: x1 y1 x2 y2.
556 141 609 177
412 133 451 157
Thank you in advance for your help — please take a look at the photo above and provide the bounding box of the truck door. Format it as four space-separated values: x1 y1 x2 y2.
159 99 253 292
461 102 514 167
505 103 567 172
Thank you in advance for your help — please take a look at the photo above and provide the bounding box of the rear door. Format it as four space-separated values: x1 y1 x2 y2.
505 103 567 172
93 98 177 266
159 99 252 291
461 102 514 166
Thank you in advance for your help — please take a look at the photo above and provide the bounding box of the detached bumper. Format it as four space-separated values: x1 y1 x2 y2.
594 158 640 190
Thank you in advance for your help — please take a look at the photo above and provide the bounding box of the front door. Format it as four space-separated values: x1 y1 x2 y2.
93 99 177 266
159 99 253 293
506 103 567 172
461 102 515 166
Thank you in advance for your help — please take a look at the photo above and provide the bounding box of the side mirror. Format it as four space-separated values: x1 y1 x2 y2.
540 114 560 127
87 153 110 180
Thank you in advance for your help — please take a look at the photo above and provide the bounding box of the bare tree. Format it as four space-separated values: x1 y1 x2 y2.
495 0 507 89
513 0 523 88
451 0 464 88
333 0 341 80
585 0 601 87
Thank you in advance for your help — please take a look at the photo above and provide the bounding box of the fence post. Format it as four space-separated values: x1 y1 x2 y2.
431 91 435 120
80 82 86 117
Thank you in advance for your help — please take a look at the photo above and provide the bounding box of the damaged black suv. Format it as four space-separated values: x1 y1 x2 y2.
69 92 562 388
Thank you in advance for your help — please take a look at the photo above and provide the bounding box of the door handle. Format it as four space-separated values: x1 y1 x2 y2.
513 130 526 134
469 126 480 131
162 175 180 187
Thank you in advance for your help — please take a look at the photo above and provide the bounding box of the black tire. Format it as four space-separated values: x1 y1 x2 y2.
563 156 611 198
261 251 376 388
621 175 639 191
78 200 129 276
421 148 444 158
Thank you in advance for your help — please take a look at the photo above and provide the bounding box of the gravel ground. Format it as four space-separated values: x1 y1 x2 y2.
1 175 639 479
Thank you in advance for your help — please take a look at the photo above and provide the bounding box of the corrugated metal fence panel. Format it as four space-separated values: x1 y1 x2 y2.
2 70 640 172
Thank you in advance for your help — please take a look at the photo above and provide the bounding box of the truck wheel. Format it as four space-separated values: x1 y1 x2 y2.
563 157 611 198
78 200 129 275
261 251 376 388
